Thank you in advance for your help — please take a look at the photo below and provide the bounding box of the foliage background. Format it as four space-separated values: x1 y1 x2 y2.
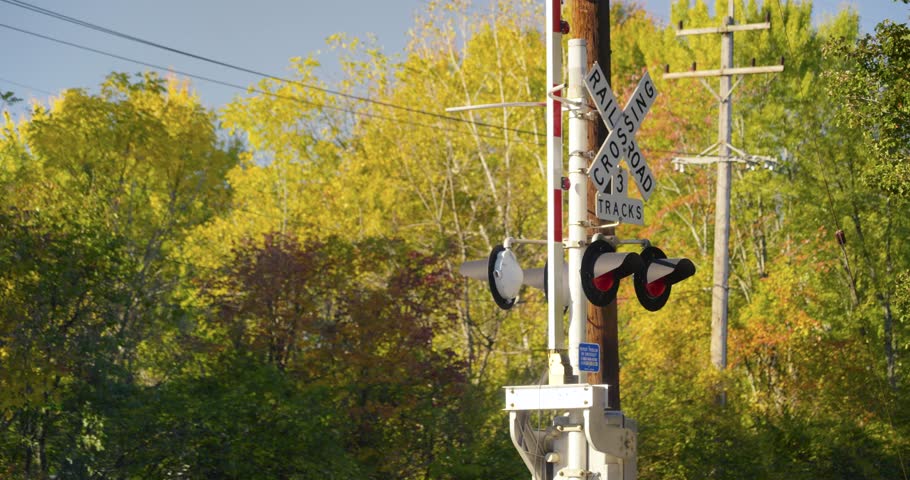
0 0 907 478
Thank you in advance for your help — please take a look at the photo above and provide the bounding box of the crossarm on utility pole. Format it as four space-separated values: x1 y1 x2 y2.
663 65 783 79
676 21 770 36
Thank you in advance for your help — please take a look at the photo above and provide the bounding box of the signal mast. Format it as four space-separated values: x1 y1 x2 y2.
456 2 694 478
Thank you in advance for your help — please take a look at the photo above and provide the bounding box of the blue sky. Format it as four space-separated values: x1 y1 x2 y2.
2 0 907 116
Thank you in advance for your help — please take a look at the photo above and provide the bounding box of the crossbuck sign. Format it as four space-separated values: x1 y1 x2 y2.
584 63 658 206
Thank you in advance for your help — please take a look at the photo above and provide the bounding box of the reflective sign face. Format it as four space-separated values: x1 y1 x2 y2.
585 63 623 130
584 64 659 202
622 71 657 137
588 145 618 192
595 192 645 225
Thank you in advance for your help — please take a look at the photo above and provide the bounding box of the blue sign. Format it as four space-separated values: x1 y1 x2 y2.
579 342 600 373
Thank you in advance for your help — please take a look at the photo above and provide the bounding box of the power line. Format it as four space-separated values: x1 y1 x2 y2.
0 23 532 144
0 0 544 138
0 76 54 96
0 25 709 156
0 20 708 158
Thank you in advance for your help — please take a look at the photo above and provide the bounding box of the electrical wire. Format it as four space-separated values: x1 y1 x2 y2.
0 76 54 96
0 16 709 155
0 14 709 153
0 19 705 159
0 0 544 138
0 23 535 144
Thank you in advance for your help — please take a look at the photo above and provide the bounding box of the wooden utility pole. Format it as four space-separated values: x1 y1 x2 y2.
571 0 619 410
712 0 734 376
664 2 783 399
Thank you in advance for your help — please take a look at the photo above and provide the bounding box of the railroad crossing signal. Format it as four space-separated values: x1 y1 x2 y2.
459 245 569 311
459 245 523 310
460 22 694 479
462 240 696 312
580 239 643 307
633 246 696 311
579 239 695 311
584 63 658 203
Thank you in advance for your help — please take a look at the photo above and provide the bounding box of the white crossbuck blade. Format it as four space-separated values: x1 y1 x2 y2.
584 63 658 202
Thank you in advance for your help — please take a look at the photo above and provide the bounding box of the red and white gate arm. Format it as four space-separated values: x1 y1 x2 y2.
545 0 565 359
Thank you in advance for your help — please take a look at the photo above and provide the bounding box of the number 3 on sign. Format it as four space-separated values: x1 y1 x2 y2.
612 170 628 197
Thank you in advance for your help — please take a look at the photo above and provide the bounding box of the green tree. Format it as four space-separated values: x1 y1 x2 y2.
0 72 238 477
824 19 910 390
0 210 129 477
614 0 909 477
199 232 481 479
200 1 553 390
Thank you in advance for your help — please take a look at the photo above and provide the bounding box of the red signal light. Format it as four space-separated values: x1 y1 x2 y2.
633 246 695 311
580 239 643 307
645 278 667 298
593 272 615 292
